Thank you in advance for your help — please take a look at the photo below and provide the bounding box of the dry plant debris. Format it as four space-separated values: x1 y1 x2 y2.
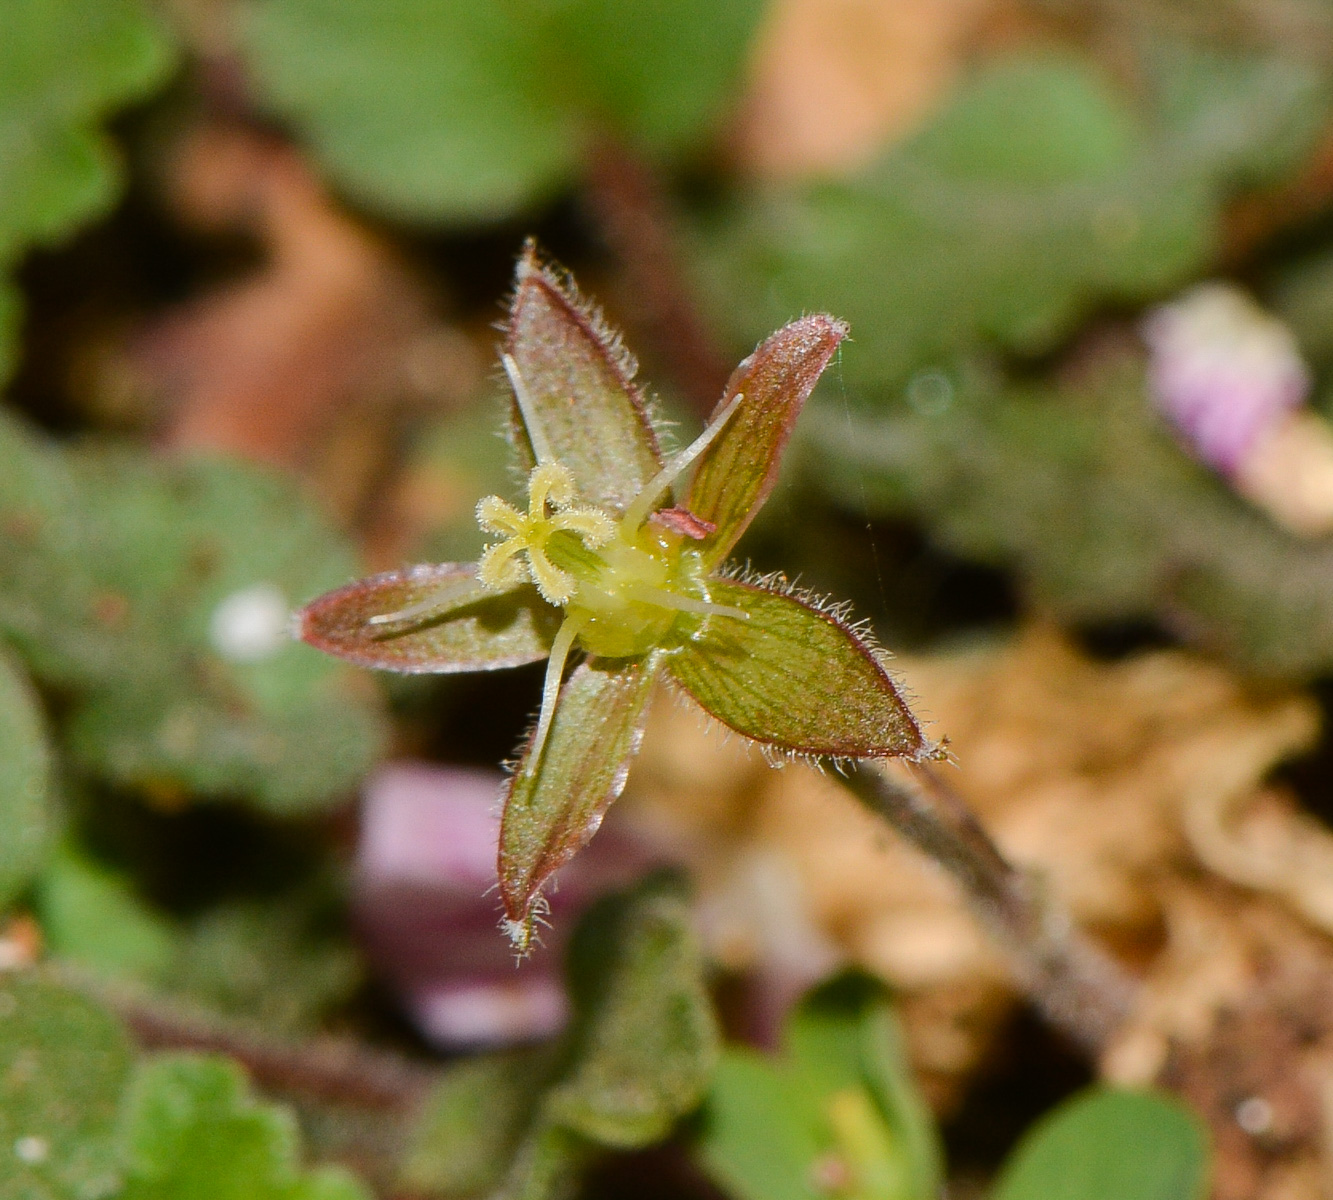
620 626 1333 1195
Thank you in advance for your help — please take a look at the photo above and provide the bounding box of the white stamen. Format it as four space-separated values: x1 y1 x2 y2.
525 613 587 775
621 390 745 531
628 584 749 621
502 354 555 466
367 591 455 628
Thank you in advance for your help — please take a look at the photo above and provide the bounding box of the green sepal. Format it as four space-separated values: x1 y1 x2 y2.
688 315 848 568
498 655 661 947
666 580 931 760
505 245 664 512
297 563 559 674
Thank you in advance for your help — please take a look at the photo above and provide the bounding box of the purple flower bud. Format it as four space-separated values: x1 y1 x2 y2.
1142 283 1310 476
353 761 658 1048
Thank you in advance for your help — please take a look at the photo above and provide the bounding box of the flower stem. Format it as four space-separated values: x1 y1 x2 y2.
840 760 1137 1056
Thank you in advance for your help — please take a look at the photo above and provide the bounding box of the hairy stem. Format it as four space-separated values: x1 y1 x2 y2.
841 760 1138 1056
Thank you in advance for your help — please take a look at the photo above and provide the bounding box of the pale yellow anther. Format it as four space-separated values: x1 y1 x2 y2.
476 495 525 537
474 459 616 605
527 547 575 605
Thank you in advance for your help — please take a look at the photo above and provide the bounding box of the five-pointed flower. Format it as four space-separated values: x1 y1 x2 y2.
298 245 937 950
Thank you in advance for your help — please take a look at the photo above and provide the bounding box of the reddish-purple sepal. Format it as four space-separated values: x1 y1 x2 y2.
498 654 661 950
506 244 664 511
687 315 848 568
666 579 932 759
297 563 559 674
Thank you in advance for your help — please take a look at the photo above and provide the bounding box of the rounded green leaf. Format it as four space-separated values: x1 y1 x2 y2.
992 1089 1209 1200
118 1054 371 1200
0 976 133 1200
0 649 52 909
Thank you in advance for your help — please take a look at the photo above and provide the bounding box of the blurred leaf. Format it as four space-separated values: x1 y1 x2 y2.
701 973 941 1200
117 1053 371 1200
0 411 385 812
160 896 361 1034
804 351 1333 676
697 47 1327 388
244 0 762 221
405 878 717 1199
37 846 177 981
991 1088 1208 1200
0 975 132 1200
401 1050 560 1198
0 0 174 380
0 648 53 908
549 878 718 1148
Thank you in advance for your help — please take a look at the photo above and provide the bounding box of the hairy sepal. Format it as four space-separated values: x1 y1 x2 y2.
666 579 930 759
297 563 558 673
688 315 848 568
499 655 661 950
505 244 663 511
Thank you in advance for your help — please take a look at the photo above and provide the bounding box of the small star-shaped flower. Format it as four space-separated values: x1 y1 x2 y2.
298 244 938 950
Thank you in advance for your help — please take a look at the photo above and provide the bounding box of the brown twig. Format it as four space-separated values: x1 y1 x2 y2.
583 138 734 416
842 760 1139 1056
60 969 435 1110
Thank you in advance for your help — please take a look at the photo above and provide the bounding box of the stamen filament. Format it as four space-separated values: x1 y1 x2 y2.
621 390 745 532
525 613 588 775
366 592 455 629
627 583 749 621
502 354 555 466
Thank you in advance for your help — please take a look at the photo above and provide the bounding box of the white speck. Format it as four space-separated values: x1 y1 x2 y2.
209 583 290 663
1235 1095 1273 1135
906 369 953 416
14 1135 48 1164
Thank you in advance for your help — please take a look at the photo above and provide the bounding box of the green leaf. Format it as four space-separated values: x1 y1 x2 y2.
701 973 942 1200
696 47 1327 389
243 0 761 222
402 1050 560 1199
298 564 559 674
0 0 175 381
546 879 718 1148
36 846 177 981
403 880 716 1199
499 655 661 946
0 976 133 1200
666 581 930 759
117 1054 371 1200
991 1089 1208 1200
689 315 848 568
505 247 664 512
0 411 386 813
159 897 361 1035
0 648 53 909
